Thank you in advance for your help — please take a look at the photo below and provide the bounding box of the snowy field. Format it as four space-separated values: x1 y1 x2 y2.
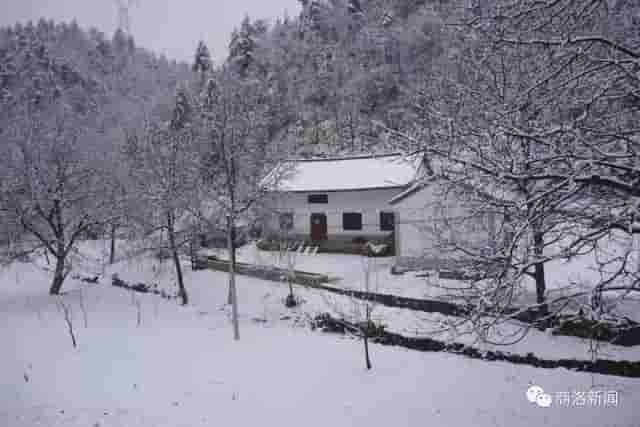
200 243 467 299
204 241 640 306
201 243 640 362
1 241 640 427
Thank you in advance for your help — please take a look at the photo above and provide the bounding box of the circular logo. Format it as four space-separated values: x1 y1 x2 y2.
536 393 553 408
526 385 544 403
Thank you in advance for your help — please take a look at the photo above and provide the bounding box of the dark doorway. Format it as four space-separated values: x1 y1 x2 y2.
310 213 327 241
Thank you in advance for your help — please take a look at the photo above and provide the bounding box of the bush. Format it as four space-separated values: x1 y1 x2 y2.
365 242 389 257
311 313 347 333
284 293 299 308
356 320 386 337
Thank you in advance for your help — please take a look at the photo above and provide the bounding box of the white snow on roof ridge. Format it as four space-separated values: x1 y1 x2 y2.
266 153 421 192
284 152 407 162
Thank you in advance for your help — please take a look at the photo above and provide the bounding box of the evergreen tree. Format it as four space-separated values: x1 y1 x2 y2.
192 40 212 77
228 16 257 77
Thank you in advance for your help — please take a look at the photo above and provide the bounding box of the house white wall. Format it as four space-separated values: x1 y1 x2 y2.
394 185 444 259
393 184 494 268
265 188 402 239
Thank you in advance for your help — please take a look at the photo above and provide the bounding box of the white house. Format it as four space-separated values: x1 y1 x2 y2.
262 153 419 252
262 153 495 265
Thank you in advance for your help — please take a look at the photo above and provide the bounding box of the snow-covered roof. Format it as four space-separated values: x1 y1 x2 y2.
389 175 519 206
265 154 419 192
388 181 430 205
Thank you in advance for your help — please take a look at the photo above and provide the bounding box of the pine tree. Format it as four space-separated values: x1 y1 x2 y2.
228 16 256 77
170 88 191 131
192 40 212 77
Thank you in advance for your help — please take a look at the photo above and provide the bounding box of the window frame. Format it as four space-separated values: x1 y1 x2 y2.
307 194 328 204
379 211 395 232
342 212 363 231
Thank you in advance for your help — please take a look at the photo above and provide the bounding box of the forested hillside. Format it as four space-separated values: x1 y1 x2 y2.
225 0 465 156
0 20 192 294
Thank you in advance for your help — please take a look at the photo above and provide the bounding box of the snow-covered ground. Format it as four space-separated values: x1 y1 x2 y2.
204 241 639 305
202 243 640 358
1 241 640 426
199 243 456 299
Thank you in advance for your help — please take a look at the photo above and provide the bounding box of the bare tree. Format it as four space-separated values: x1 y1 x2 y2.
57 297 77 348
195 70 286 339
0 46 113 295
273 220 299 308
124 89 199 305
0 21 186 294
384 0 640 337
322 253 382 370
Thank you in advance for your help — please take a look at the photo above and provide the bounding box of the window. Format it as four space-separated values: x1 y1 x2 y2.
279 212 293 230
342 212 362 230
308 194 328 204
380 211 395 231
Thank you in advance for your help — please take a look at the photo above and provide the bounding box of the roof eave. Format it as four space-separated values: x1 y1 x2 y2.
388 183 427 205
268 184 410 193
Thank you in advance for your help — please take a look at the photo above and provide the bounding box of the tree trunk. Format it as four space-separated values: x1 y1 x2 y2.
526 166 548 319
363 332 372 370
49 255 66 295
227 219 235 304
109 223 116 265
167 213 188 305
364 302 372 370
227 214 240 340
533 228 547 316
363 260 372 369
49 199 66 295
189 233 196 270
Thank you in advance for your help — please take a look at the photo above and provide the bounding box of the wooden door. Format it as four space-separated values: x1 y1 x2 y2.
310 213 327 241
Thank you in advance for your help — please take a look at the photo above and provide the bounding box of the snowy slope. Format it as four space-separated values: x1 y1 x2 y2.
1 242 639 427
202 243 640 362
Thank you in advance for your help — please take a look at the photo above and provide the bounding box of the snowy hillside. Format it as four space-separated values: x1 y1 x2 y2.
1 242 639 427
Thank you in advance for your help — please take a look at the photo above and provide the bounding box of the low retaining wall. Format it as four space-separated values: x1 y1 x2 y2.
311 282 640 347
111 275 178 299
193 255 329 287
312 313 640 378
311 281 472 317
